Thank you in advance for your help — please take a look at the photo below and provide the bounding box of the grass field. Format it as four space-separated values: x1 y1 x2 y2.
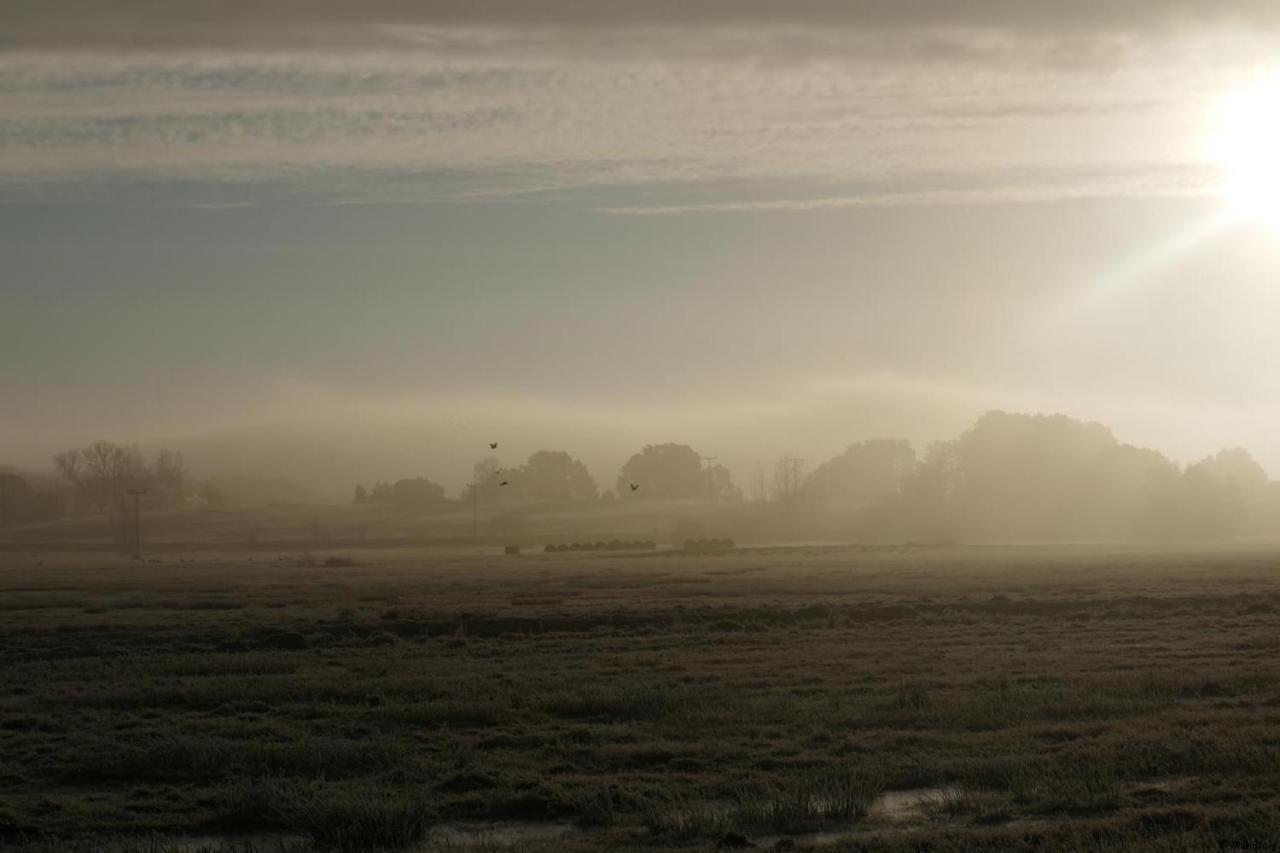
4 543 1280 851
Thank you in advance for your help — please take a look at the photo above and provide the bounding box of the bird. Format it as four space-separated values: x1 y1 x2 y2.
489 442 499 449
499 480 509 487
629 482 640 491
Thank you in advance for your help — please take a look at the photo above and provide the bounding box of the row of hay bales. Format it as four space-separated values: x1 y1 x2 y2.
684 537 736 550
544 540 657 553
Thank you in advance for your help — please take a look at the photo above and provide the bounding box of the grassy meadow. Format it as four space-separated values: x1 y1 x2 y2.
3 543 1280 851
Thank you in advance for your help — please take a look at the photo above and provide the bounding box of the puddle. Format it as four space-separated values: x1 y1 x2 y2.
106 791 951 852
754 787 959 849
869 786 957 822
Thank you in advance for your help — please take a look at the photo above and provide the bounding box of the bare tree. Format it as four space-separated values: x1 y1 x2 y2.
153 449 186 507
773 456 805 509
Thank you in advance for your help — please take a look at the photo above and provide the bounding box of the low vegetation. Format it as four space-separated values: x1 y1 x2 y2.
3 544 1280 851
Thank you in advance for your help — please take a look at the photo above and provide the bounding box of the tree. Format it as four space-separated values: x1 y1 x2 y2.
391 477 448 507
352 484 368 505
0 472 61 527
1181 447 1268 537
513 450 598 503
801 439 916 504
706 464 741 503
199 482 228 508
153 449 186 508
0 473 33 527
773 456 805 508
616 444 707 500
53 441 150 515
462 457 504 503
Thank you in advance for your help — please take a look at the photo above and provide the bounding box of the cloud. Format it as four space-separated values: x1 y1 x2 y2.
596 172 1213 215
0 38 1234 205
5 1 1280 50
0 5 1272 204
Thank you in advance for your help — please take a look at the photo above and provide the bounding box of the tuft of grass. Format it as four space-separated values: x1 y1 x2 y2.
731 770 883 834
215 780 432 851
289 789 431 852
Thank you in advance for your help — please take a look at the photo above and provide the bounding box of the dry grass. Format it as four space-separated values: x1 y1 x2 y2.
3 543 1280 851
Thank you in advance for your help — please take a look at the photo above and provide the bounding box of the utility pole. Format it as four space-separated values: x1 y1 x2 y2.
126 488 147 559
699 455 718 505
780 457 804 508
467 465 500 540
467 482 479 539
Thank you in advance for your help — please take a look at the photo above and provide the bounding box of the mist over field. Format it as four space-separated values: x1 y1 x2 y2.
10 3 1280 853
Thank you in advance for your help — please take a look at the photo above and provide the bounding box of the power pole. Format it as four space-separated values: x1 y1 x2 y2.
468 482 479 539
780 457 804 508
699 455 718 505
467 465 500 540
126 488 147 558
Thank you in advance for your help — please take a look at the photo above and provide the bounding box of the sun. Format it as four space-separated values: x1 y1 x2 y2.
1210 73 1280 231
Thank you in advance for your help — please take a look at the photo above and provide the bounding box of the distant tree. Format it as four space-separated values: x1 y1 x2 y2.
773 456 806 508
801 439 916 504
616 443 706 500
0 473 33 527
53 441 150 519
352 484 368 505
513 450 598 503
0 473 62 527
199 482 228 508
369 481 394 504
1180 447 1268 537
391 477 448 507
900 411 1188 541
153 449 186 508
462 456 504 502
706 464 741 503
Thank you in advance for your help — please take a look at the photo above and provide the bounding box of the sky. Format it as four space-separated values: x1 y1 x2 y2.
4 1 1280 498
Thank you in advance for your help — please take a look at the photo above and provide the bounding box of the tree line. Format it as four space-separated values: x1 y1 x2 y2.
0 441 223 531
4 411 1279 542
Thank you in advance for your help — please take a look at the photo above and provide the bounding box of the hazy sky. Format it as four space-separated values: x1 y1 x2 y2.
4 1 1280 496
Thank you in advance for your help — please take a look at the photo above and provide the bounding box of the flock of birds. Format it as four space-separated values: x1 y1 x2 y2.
486 442 640 492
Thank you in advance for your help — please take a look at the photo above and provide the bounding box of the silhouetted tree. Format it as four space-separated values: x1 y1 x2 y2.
0 473 32 527
153 449 186 508
802 439 916 504
616 443 707 500
510 450 598 503
893 411 1265 542
53 441 150 520
706 463 742 503
1179 447 1268 537
352 484 368 505
0 472 61 527
199 482 228 508
391 477 448 507
462 456 504 502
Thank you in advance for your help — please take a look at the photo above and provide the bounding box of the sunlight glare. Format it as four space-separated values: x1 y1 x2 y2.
1211 72 1280 232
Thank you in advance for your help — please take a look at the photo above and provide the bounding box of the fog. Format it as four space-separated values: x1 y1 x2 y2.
5 1 1280 539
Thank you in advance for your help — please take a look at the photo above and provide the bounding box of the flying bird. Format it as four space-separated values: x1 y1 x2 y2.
629 482 640 491
489 442 499 449
499 480 509 487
